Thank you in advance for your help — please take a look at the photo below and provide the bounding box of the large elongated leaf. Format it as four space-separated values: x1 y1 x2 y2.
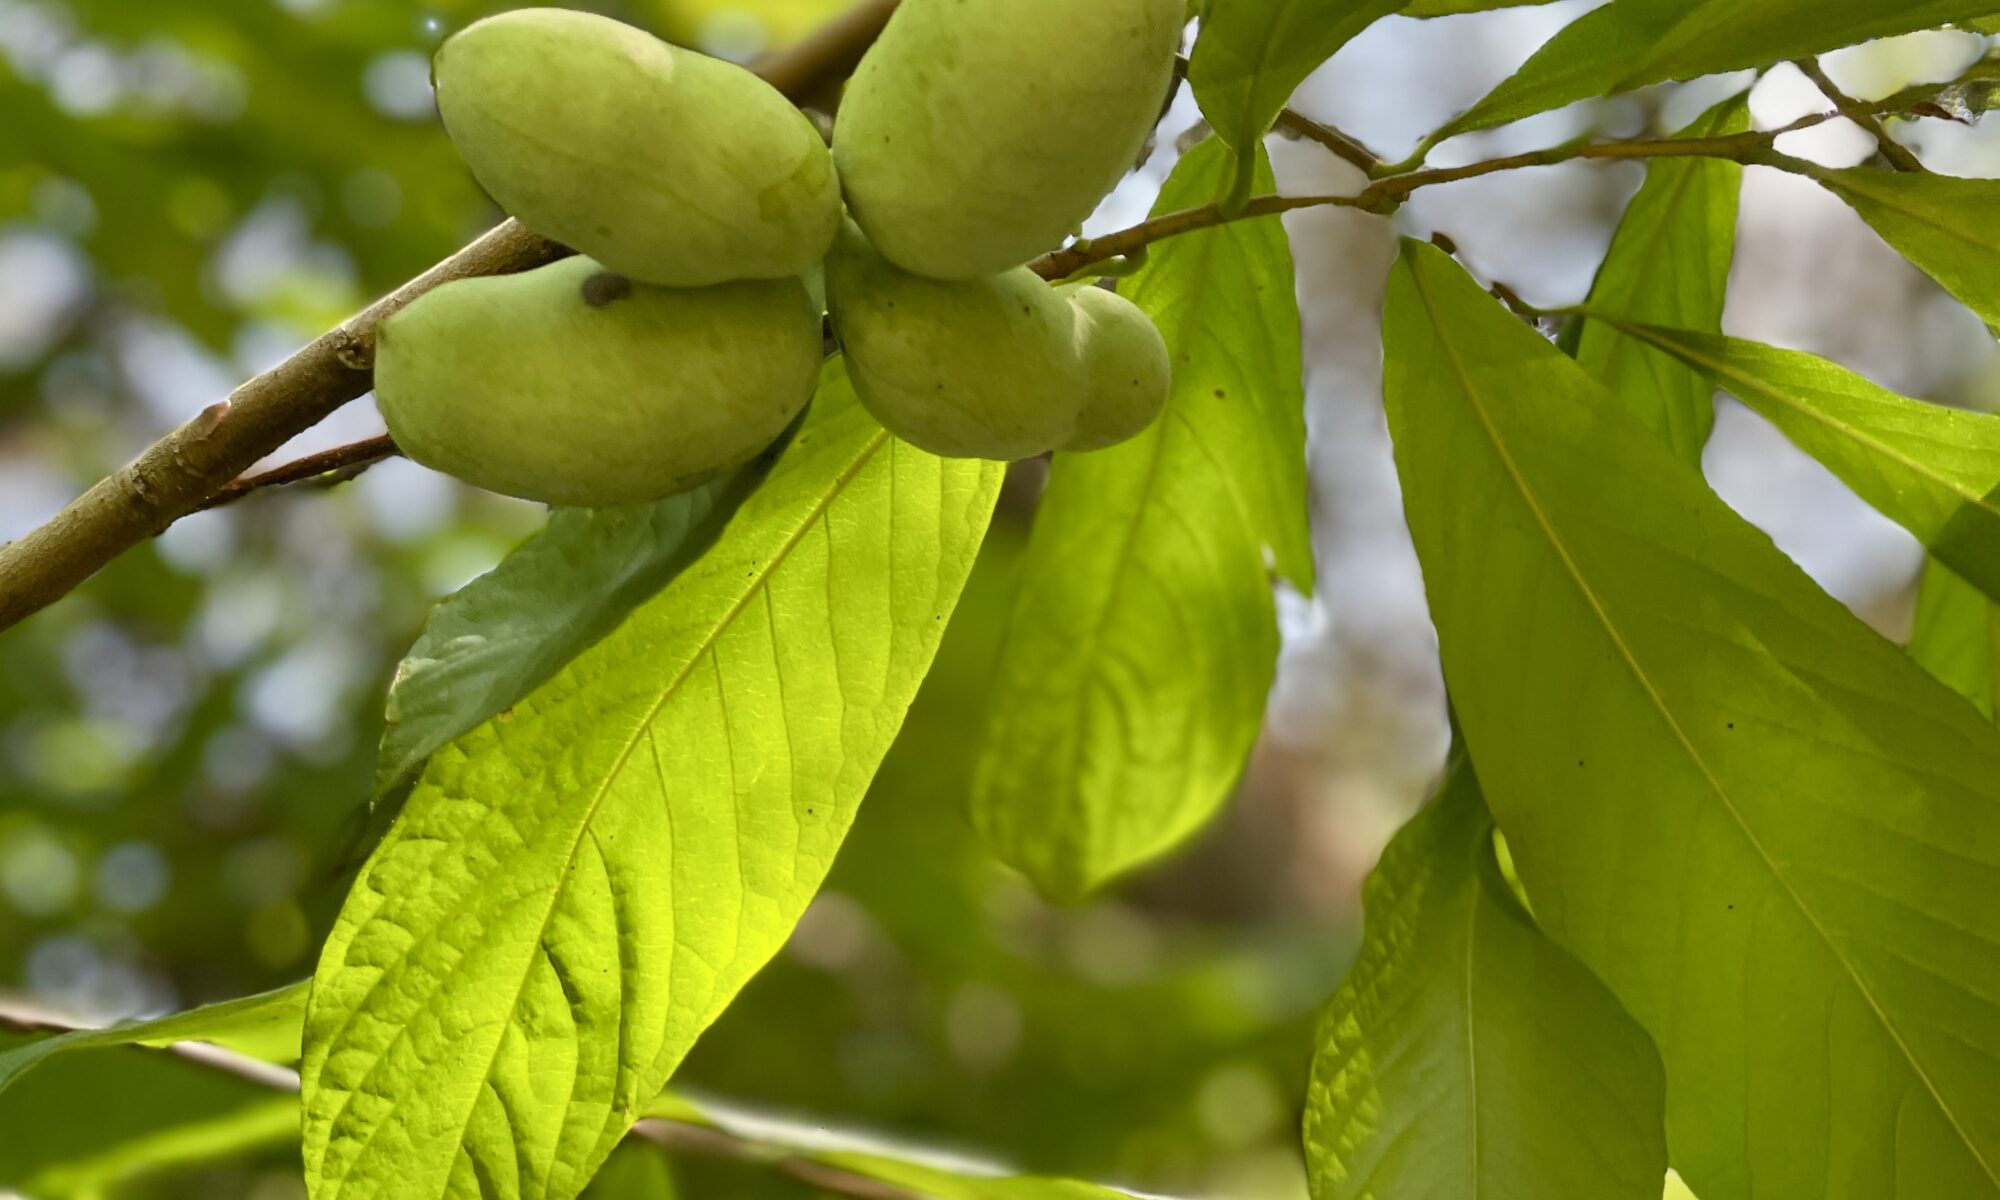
375 436 792 796
1425 1 2000 146
300 367 1003 1200
1601 324 2000 603
1188 0 1404 193
1910 557 1999 719
0 980 306 1096
969 139 1310 902
1303 757 1667 1200
1572 95 1746 463
1385 239 2000 1200
1791 165 2000 329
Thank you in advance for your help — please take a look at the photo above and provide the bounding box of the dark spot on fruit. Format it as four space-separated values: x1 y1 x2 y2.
581 272 632 308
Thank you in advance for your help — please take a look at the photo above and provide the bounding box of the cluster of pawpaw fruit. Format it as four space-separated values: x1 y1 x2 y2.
376 1 1182 508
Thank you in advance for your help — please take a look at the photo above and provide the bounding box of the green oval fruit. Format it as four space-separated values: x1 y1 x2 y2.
826 224 1085 460
833 0 1183 279
376 257 821 507
1066 287 1171 452
434 8 840 287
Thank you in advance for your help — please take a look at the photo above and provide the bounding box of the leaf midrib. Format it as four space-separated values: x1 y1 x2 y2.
1409 260 2000 1190
321 427 894 1199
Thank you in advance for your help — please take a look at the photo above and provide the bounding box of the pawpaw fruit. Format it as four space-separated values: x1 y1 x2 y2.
833 0 1183 279
826 223 1085 460
433 8 841 288
1066 286 1171 452
375 256 821 507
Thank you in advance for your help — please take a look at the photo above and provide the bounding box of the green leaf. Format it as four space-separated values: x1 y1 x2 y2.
1303 756 1667 1200
1188 0 1404 190
969 139 1310 902
1792 164 2000 329
375 436 793 797
1598 325 2000 604
300 365 1003 1200
584 1145 676 1200
1401 0 1561 15
1572 95 1746 463
18 1095 299 1199
645 1094 1157 1199
0 980 307 1097
1425 0 2000 147
1385 239 2000 1199
1910 557 1999 719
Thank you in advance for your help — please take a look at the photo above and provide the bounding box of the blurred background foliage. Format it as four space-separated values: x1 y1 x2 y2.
6 0 2000 1198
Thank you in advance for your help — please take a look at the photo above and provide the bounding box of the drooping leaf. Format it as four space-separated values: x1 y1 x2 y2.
1423 0 2000 147
374 434 793 796
300 365 1003 1200
645 1094 1159 1199
0 980 307 1096
1791 164 2000 329
1600 324 2000 604
1385 239 2000 1199
1303 756 1667 1200
1910 557 1999 719
969 139 1310 902
1188 0 1404 195
1572 94 1746 463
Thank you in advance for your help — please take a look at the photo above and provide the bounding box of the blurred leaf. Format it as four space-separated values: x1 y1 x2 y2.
0 1029 294 1195
585 1144 677 1200
21 1094 298 1199
375 430 795 796
301 364 1003 1200
1188 0 1403 195
1602 325 2000 604
1910 557 1999 719
970 140 1309 902
1571 94 1746 463
1423 0 2000 148
1303 757 1666 1200
1401 0 1561 14
648 1094 1165 1198
1796 165 2000 330
1386 239 2000 1199
0 980 306 1096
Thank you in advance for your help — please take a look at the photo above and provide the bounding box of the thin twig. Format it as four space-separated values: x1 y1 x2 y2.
629 1120 922 1200
1031 112 1842 279
0 3 902 635
194 435 400 513
1275 109 1380 174
1794 57 1925 172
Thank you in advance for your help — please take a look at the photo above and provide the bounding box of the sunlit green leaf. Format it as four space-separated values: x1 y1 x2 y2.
1600 325 2000 604
0 980 307 1096
1793 164 2000 329
1910 557 1999 719
1189 0 1404 193
970 140 1310 902
301 365 1003 1200
375 435 792 797
1304 756 1667 1200
1572 94 1746 463
1386 239 2000 1199
1424 0 2000 148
